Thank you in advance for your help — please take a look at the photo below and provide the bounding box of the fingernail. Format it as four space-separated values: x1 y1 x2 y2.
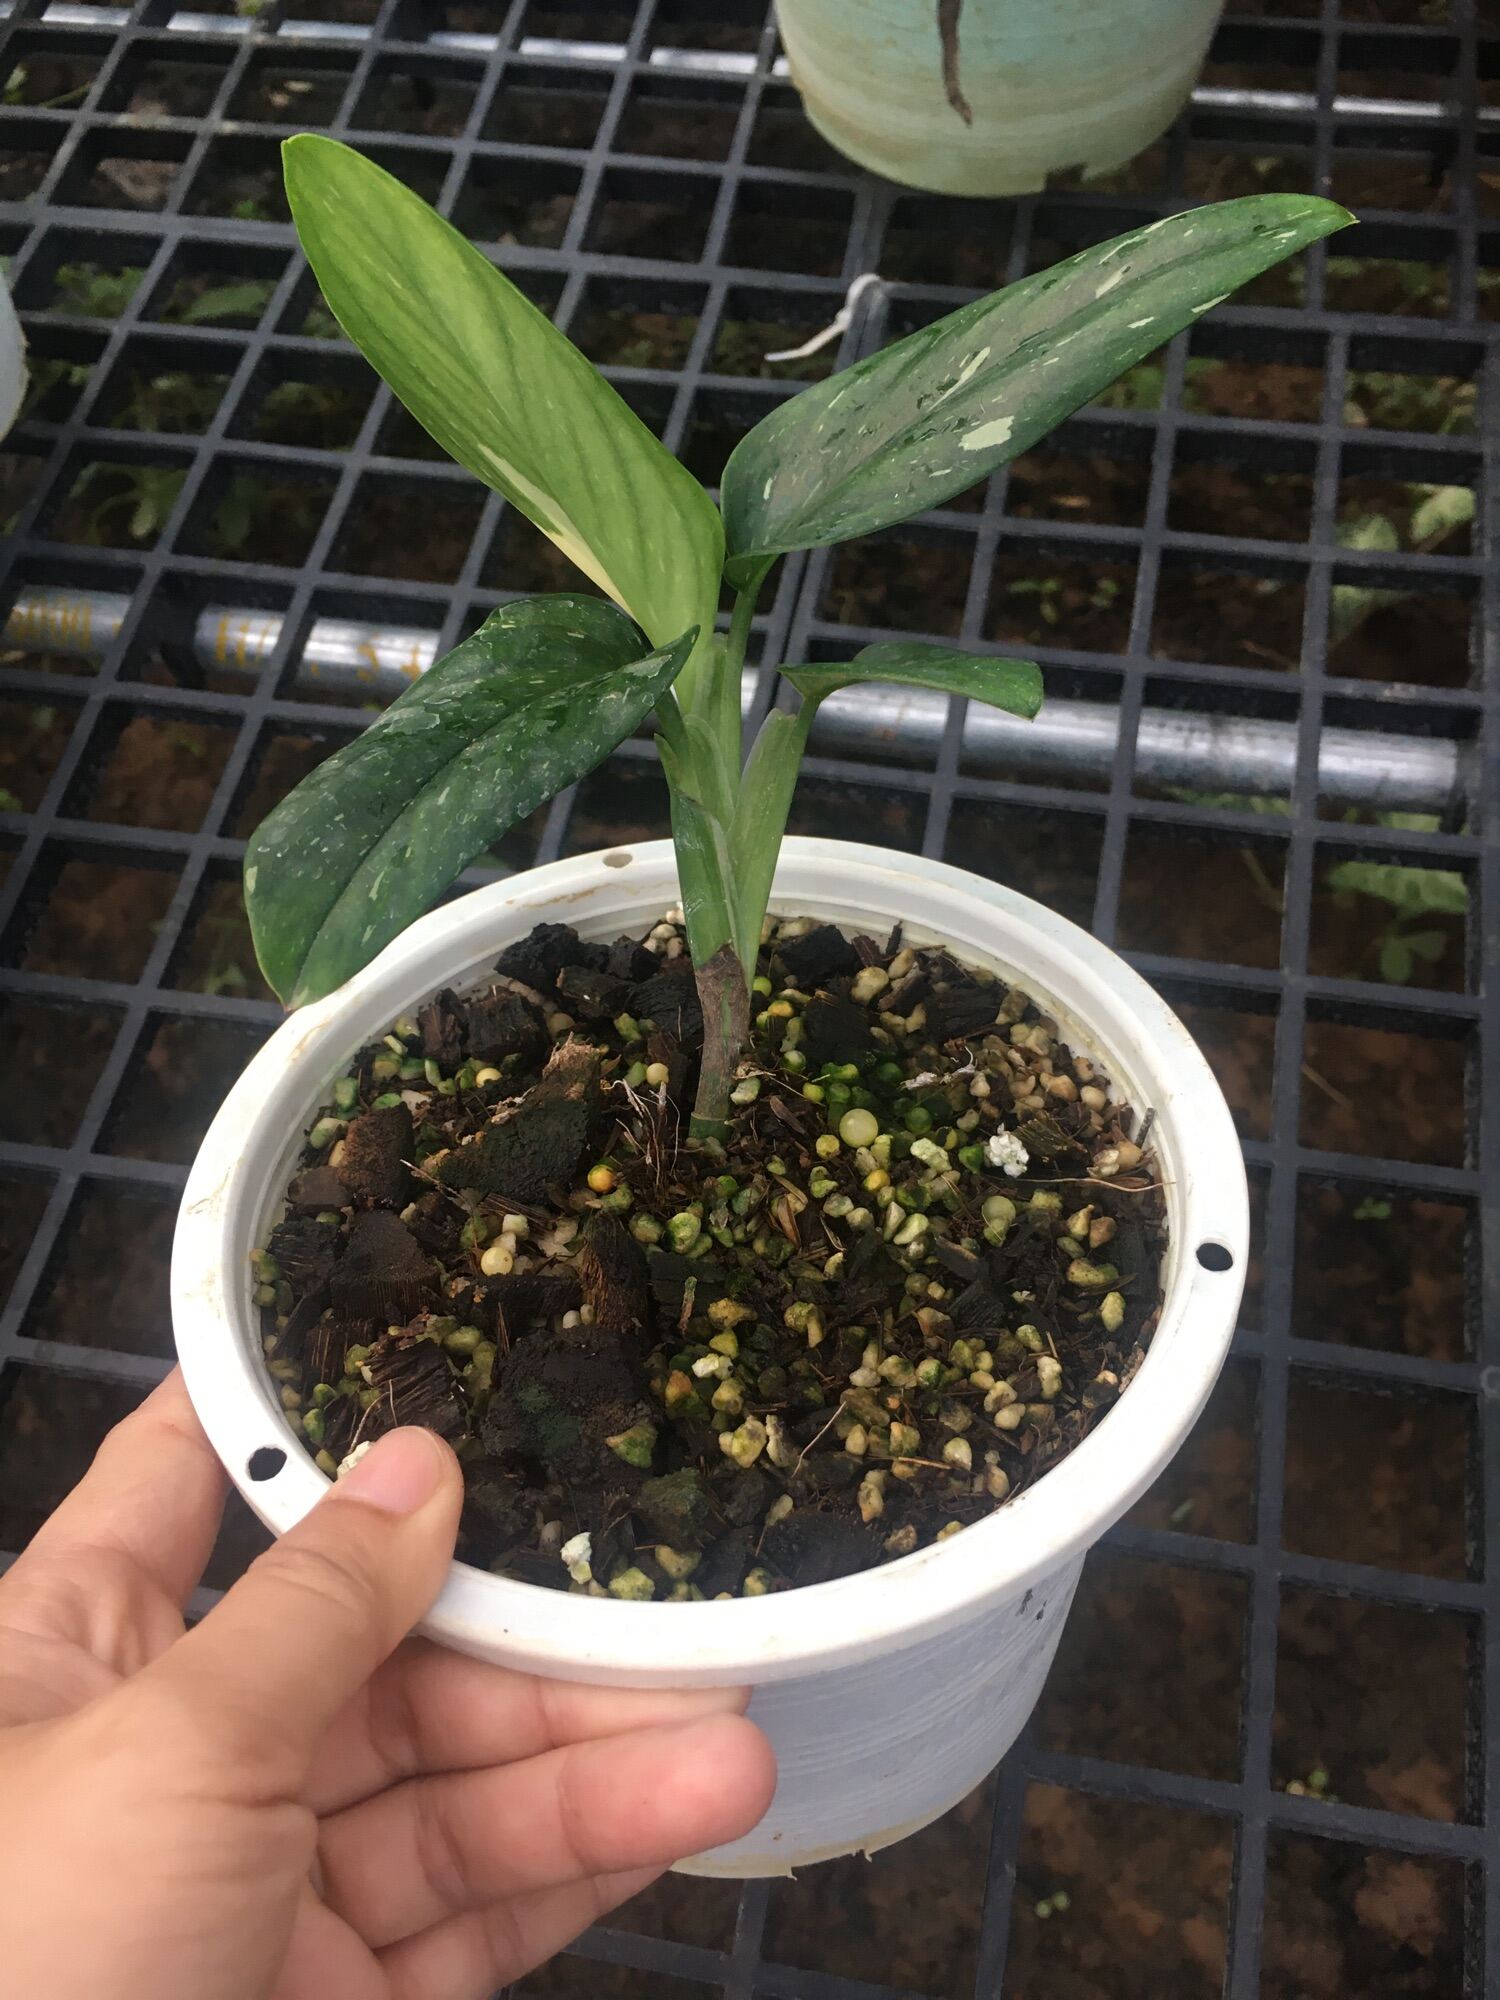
336 1427 448 1516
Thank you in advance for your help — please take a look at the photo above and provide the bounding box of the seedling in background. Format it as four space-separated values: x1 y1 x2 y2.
245 134 1351 1131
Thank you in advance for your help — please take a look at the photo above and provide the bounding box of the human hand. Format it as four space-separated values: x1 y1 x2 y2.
0 1371 775 2000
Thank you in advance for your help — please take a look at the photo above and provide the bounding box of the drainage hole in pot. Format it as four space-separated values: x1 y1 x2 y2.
602 849 633 867
1197 1242 1235 1272
248 1446 287 1481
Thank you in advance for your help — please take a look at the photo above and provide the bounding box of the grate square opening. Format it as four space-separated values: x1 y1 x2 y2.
1118 824 1287 970
1169 992 1281 1140
878 192 1015 289
1275 1589 1471 1821
333 475 487 587
1003 1787 1232 2000
0 997 120 1148
98 40 235 121
745 83 846 175
1299 1010 1467 1167
1005 427 1154 532
482 62 612 150
617 72 742 161
101 1012 272 1167
226 48 360 128
785 773 927 852
1038 1551 1249 1781
0 1364 143 1549
1261 1830 1465 2000
146 244 288 335
1126 1354 1260 1543
55 127 192 213
987 542 1137 655
71 711 238 835
41 445 193 554
678 384 775 489
350 54 484 140
1169 432 1318 545
945 799 1103 930
1 36 106 110
94 333 240 437
454 152 581 248
724 176 851 276
0 1172 51 1309
1152 552 1308 673
764 1776 996 1994
165 869 270 1006
708 282 848 381
822 527 977 639
5 849 179 983
1282 1372 1470 1579
1292 1178 1472 1362
0 693 82 812
23 1178 176 1358
605 1871 740 1953
227 352 373 451
176 456 339 570
1308 840 1470 994
571 273 705 368
562 755 672 854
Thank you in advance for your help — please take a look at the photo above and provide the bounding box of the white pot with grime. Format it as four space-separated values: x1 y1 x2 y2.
172 839 1247 1877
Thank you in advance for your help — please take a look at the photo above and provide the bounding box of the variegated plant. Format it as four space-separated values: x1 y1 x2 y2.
247 134 1350 1129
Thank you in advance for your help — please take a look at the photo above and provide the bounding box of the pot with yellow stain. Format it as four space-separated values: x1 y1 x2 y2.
776 0 1223 195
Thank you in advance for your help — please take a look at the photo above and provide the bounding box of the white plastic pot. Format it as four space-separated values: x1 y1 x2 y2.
173 840 1246 1876
0 280 27 442
775 0 1223 196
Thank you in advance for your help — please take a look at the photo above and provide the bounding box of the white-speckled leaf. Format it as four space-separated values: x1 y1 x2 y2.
283 135 722 650
721 196 1353 580
246 597 694 1007
785 643 1042 715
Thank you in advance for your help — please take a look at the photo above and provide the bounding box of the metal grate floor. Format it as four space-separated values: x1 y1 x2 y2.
0 1 1495 1995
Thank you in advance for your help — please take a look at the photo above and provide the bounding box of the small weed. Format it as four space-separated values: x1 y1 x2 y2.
51 261 144 319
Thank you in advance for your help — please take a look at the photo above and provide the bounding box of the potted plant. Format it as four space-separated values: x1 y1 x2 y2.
776 0 1226 195
172 139 1348 1874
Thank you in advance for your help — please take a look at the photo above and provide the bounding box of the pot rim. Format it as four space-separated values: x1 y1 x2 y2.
172 838 1247 1683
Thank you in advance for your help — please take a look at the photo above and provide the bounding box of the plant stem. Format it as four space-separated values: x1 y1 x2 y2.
717 584 757 777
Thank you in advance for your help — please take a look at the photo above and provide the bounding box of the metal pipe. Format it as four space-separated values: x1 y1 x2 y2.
2 585 1462 815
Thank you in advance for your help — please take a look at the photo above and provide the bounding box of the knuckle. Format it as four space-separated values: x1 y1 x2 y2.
554 1746 608 1878
411 1780 473 1917
260 1535 380 1631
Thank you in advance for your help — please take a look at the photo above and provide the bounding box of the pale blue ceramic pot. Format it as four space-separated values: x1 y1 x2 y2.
776 0 1222 194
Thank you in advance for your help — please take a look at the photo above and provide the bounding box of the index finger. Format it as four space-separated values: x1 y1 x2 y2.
308 1641 749 1812
11 1369 226 1610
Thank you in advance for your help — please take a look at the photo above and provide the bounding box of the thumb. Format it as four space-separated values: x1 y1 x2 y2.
142 1427 462 1783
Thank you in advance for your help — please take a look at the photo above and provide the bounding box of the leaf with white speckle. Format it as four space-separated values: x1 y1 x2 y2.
720 195 1353 581
246 596 694 1006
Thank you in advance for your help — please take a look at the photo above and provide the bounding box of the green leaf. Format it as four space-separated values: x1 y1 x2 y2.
730 705 814 967
1379 935 1413 984
721 196 1353 577
784 641 1043 717
247 597 695 1007
657 730 731 912
1324 858 1468 919
281 135 722 652
1409 483 1474 545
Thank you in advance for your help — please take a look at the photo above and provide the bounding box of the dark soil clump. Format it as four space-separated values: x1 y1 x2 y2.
256 913 1166 1598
